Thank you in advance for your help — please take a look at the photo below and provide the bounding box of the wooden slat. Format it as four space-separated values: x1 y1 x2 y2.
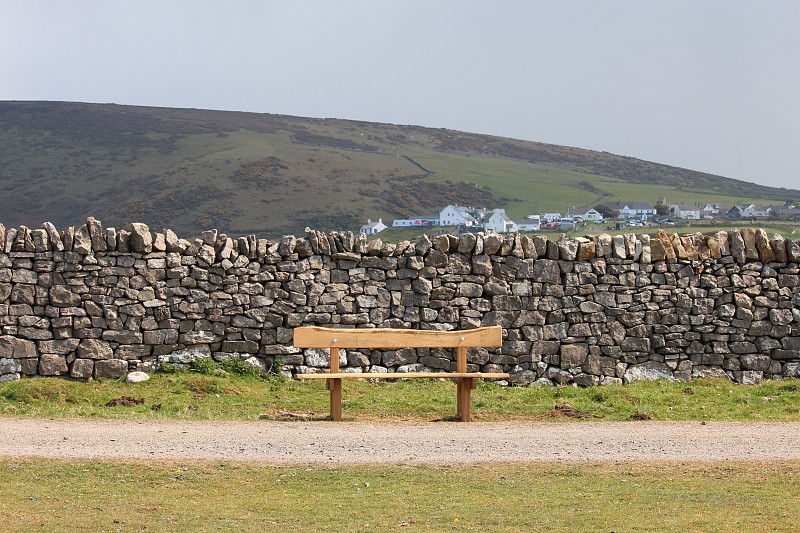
292 326 502 349
296 372 509 379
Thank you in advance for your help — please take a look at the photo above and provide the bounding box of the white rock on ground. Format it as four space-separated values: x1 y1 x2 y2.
125 371 150 383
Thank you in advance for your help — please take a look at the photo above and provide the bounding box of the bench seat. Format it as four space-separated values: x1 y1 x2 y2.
297 372 509 379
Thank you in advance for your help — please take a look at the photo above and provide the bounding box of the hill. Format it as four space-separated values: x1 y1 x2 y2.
0 100 796 238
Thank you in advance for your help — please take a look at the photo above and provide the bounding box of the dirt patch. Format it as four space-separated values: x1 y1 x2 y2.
104 397 145 407
259 411 315 421
549 404 599 419
630 412 653 421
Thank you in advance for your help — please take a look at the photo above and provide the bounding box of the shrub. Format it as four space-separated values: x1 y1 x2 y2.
219 359 263 379
157 362 180 374
192 357 228 377
161 356 275 381
266 357 287 383
187 376 228 395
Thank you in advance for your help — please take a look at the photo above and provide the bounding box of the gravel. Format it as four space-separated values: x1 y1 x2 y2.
2 419 799 464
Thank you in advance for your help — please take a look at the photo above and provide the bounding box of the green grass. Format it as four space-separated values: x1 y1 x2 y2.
596 178 771 212
410 151 604 216
1 459 797 531
2 374 799 422
409 150 787 219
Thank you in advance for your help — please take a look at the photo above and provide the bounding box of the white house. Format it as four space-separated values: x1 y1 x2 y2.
439 205 480 227
668 204 701 220
734 204 771 218
699 203 726 217
484 209 517 233
517 214 540 231
392 216 438 227
516 220 539 232
729 204 774 219
360 218 387 235
580 208 603 222
632 202 656 219
604 202 656 220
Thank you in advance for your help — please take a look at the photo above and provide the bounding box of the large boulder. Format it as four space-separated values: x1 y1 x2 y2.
125 371 150 383
0 336 37 358
49 285 81 307
86 217 108 252
94 359 128 379
158 345 212 365
560 344 588 369
72 224 92 254
623 361 674 383
0 358 22 374
76 339 114 360
70 359 94 380
38 354 68 376
129 223 153 253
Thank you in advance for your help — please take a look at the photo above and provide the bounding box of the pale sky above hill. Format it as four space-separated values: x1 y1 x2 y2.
2 0 798 190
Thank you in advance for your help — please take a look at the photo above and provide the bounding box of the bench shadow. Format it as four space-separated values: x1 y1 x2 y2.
431 416 464 422
258 411 329 422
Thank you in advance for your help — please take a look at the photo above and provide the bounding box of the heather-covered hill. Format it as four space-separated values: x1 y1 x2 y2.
1 101 795 238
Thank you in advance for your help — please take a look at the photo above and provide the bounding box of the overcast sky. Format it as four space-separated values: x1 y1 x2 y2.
2 0 798 189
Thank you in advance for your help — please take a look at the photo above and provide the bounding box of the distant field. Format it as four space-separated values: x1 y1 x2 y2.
409 151 604 217
409 151 782 220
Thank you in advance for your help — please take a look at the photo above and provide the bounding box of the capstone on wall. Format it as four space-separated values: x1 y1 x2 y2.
0 219 799 386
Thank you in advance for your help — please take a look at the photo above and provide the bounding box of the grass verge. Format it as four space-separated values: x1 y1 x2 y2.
1 374 799 422
1 459 797 532
2 375 798 531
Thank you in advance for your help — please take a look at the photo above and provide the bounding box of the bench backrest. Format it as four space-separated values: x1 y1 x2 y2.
293 326 502 374
293 326 502 349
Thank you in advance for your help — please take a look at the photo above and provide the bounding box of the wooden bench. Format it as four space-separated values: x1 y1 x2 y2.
293 326 507 421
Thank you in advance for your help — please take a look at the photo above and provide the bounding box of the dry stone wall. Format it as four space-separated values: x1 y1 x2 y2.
1 219 799 386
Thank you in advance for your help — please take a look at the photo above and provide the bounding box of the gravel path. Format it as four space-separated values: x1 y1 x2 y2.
2 419 800 464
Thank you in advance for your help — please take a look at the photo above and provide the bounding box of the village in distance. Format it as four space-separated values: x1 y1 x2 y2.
359 199 800 237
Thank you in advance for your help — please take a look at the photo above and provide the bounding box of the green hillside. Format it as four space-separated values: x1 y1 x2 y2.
0 101 796 238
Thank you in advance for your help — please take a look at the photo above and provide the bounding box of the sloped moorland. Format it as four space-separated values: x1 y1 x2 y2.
0 101 796 238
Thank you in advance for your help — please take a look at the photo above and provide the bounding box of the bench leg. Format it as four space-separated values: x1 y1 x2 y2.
327 378 343 421
456 378 476 422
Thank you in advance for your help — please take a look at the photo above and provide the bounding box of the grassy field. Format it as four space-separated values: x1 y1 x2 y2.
2 373 799 422
409 150 782 219
1 459 797 531
2 374 799 531
410 151 604 217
